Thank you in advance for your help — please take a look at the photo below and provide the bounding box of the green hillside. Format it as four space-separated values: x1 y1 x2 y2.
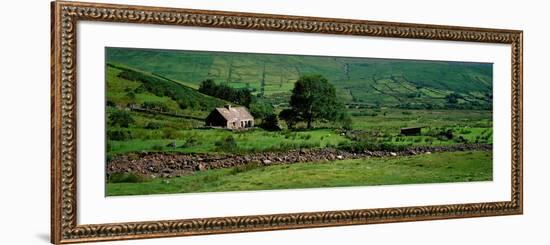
106 63 229 117
106 47 493 109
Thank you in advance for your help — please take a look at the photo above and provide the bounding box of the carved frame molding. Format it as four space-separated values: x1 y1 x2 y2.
51 1 523 243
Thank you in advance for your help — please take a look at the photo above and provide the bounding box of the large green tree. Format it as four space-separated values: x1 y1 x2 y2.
286 74 345 129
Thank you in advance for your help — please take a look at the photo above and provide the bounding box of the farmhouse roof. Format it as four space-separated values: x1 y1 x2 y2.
215 106 254 121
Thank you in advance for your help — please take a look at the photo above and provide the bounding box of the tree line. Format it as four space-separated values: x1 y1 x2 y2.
198 79 252 107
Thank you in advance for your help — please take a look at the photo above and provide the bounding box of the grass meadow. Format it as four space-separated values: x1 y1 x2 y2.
107 151 492 196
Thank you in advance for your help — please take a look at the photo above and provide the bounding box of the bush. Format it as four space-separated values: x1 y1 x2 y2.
108 172 149 183
107 130 133 141
162 128 179 139
108 110 135 128
299 134 312 140
215 135 238 152
144 122 162 130
151 144 164 151
261 113 281 131
342 116 353 130
445 92 461 104
439 129 454 140
106 100 116 107
125 91 136 100
250 99 275 120
179 136 198 148
106 154 113 163
458 128 472 134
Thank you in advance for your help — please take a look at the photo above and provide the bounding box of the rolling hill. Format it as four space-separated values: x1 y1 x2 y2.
106 47 493 109
106 63 229 118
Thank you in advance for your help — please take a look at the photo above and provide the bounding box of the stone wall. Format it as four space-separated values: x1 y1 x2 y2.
107 144 491 179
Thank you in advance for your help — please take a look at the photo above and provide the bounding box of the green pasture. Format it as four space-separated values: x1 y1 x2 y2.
106 151 492 196
107 108 492 156
108 128 350 155
106 47 493 108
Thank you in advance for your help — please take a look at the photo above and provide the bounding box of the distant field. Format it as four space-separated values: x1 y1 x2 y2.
106 151 492 196
106 47 493 109
107 108 492 157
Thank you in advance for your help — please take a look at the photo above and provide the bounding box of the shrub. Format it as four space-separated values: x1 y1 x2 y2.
106 100 116 107
458 128 472 134
180 136 198 148
454 135 468 143
299 134 312 140
215 135 238 152
151 144 164 151
250 99 275 120
108 172 149 183
261 113 281 131
144 122 162 130
445 92 461 104
342 116 353 130
440 129 454 140
125 91 136 100
107 130 133 141
106 154 113 163
108 110 135 128
162 128 179 139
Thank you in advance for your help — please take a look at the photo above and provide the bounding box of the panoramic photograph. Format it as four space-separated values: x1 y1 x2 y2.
104 47 493 196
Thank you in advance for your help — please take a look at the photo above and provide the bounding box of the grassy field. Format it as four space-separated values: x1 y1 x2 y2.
108 128 350 155
106 47 492 109
107 106 492 157
106 151 492 196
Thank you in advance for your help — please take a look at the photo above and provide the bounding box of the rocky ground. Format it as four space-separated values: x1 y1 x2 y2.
106 144 492 179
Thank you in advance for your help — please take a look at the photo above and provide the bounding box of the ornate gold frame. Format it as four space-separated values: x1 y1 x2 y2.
51 1 523 243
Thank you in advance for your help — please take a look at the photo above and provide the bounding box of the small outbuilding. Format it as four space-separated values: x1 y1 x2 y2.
400 127 422 136
205 105 254 130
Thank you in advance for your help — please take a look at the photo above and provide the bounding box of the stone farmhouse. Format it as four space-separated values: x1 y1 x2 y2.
205 105 254 129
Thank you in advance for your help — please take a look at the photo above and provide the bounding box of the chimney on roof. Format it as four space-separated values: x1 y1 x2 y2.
224 104 231 110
